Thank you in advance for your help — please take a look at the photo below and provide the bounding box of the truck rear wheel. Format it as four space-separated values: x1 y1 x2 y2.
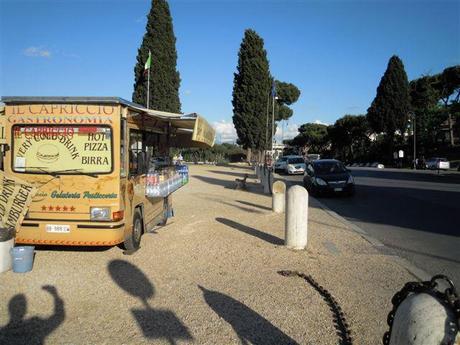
124 209 143 251
159 197 169 226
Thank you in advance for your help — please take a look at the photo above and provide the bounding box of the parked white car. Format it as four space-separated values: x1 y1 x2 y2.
285 156 306 175
426 157 450 170
274 156 288 172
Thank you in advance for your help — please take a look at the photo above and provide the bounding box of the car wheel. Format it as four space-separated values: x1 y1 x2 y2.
124 209 143 251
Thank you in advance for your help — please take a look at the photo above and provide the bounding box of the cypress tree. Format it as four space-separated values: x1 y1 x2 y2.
132 0 181 113
367 55 411 158
232 29 272 158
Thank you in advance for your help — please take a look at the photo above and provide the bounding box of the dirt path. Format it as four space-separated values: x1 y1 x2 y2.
0 164 413 344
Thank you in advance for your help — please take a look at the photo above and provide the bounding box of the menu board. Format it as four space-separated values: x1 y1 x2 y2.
12 125 112 174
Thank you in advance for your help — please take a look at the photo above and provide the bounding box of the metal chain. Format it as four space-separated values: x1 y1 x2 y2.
383 274 460 345
278 270 353 345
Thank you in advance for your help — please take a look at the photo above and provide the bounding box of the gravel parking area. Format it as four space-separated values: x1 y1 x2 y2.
0 164 414 345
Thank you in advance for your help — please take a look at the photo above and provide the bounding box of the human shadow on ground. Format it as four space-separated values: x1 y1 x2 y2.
108 260 193 345
0 285 65 345
199 285 299 345
216 217 283 245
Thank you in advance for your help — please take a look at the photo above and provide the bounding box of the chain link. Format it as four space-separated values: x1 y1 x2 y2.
278 270 353 345
383 274 460 345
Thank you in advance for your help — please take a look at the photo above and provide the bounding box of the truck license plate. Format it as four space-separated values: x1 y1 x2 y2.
334 188 343 192
46 224 70 233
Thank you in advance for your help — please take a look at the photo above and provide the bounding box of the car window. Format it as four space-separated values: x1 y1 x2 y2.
288 158 304 164
313 161 347 174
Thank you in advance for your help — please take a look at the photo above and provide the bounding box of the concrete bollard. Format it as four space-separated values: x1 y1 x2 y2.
268 170 274 193
389 292 459 345
258 165 263 183
285 185 309 249
263 168 270 194
272 181 286 213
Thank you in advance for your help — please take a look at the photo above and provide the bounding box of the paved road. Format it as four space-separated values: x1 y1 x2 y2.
282 168 460 287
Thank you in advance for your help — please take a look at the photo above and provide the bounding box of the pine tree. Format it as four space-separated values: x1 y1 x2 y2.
232 29 272 157
132 0 181 113
367 55 411 158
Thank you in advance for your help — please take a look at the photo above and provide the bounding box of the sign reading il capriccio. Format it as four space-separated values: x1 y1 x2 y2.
5 104 116 124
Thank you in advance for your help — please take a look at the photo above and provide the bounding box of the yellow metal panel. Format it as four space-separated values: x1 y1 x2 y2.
191 116 215 147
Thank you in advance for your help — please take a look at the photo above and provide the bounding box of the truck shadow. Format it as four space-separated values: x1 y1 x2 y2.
107 259 193 345
0 285 65 345
199 285 299 345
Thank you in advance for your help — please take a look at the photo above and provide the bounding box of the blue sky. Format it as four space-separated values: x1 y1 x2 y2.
1 0 459 143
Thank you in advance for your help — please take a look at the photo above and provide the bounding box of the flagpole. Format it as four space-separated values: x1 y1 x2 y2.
265 93 270 152
145 50 151 109
271 92 275 152
147 71 150 109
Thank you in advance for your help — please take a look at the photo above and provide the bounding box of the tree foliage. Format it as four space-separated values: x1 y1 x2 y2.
289 123 330 154
132 0 181 112
367 56 411 141
232 29 272 151
181 143 246 163
274 81 301 121
328 115 370 161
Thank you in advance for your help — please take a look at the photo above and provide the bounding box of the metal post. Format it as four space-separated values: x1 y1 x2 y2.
413 114 416 170
271 94 275 152
147 68 150 109
265 94 270 152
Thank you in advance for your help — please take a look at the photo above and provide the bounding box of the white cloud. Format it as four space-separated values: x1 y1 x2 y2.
184 90 192 95
274 123 299 143
213 120 238 144
24 46 51 58
314 119 329 126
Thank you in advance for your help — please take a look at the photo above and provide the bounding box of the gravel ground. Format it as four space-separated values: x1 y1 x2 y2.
0 164 414 345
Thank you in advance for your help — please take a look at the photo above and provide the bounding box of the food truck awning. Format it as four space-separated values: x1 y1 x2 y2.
0 96 216 148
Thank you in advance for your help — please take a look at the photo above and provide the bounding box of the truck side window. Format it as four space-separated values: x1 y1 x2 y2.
129 130 143 176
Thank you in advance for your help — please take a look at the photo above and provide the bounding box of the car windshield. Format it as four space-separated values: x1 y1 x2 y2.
288 158 304 164
278 157 287 162
313 161 347 174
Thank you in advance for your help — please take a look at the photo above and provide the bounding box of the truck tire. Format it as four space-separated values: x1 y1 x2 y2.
159 197 169 226
124 209 143 251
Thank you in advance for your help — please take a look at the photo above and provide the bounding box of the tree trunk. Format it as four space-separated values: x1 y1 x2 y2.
246 148 252 163
447 113 455 146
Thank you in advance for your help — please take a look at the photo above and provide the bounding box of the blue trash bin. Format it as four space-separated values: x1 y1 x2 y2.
10 246 35 273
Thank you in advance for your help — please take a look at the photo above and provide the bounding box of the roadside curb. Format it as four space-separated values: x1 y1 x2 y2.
311 196 432 282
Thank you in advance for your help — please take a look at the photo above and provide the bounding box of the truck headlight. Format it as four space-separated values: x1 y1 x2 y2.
90 207 111 221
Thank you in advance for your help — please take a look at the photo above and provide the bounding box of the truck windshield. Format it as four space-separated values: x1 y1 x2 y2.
12 125 113 174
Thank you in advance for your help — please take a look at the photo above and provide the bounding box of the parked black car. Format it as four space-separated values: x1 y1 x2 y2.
303 159 355 196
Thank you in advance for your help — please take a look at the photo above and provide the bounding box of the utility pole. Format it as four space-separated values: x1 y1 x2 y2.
271 92 275 152
413 113 416 169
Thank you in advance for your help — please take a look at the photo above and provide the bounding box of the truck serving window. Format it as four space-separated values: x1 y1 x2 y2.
12 125 113 174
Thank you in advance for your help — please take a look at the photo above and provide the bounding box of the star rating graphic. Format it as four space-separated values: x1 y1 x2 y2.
41 205 76 212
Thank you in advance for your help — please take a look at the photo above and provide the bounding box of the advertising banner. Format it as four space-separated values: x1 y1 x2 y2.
0 171 36 230
192 116 215 147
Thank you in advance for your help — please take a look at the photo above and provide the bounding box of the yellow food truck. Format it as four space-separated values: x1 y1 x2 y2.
0 97 215 251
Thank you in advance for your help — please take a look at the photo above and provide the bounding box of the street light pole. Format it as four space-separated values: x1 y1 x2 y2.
411 112 416 169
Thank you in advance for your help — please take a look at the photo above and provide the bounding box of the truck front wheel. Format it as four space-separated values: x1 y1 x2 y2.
123 209 143 251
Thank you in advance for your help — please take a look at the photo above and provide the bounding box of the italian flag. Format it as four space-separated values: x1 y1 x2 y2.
144 51 151 76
